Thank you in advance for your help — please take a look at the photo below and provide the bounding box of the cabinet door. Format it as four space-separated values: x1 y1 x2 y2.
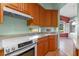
39 6 45 26
45 10 51 27
27 3 35 17
32 4 39 25
18 3 23 12
0 4 3 23
51 10 58 27
5 3 30 15
0 49 4 56
23 3 30 15
37 37 48 56
27 4 40 26
37 43 44 56
48 35 58 51
44 40 48 55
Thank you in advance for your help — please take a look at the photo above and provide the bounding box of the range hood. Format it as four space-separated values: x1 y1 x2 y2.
3 7 33 20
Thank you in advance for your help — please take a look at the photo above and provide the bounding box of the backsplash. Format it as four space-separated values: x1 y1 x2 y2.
0 14 29 35
40 27 57 32
28 26 41 33
28 26 57 33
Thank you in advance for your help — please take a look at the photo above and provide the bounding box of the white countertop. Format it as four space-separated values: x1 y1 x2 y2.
0 33 57 40
0 33 57 49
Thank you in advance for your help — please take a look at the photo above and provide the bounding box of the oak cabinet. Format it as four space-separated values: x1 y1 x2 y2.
37 37 48 56
44 10 58 27
0 49 4 56
43 37 49 54
51 10 58 27
5 3 19 10
48 35 58 51
0 4 3 23
45 10 51 27
78 50 79 56
27 4 40 26
76 49 79 56
5 3 30 15
37 43 45 56
39 6 45 26
3 3 58 27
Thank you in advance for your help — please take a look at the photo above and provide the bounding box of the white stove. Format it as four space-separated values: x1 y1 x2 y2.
1 36 36 55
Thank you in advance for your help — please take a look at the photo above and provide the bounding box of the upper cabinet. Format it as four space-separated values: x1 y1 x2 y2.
39 6 45 27
45 10 52 27
27 4 40 26
5 3 19 10
51 10 58 27
48 35 58 51
42 10 58 27
5 3 30 15
0 4 3 24
0 3 58 27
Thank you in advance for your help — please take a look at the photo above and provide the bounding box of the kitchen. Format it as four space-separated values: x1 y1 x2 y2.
0 3 79 56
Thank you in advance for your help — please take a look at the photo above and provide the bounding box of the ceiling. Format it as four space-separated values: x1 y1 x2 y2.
39 3 66 10
60 3 77 18
39 3 77 18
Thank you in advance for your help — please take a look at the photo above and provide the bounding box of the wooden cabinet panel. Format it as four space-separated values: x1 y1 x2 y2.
32 4 39 25
5 3 19 10
76 49 79 56
42 10 58 27
27 3 35 17
23 3 29 14
48 35 58 51
0 4 3 24
0 49 4 56
51 10 58 27
39 6 45 26
78 50 79 56
37 43 45 56
37 37 48 56
4 3 58 27
44 37 48 54
5 3 30 15
18 3 24 12
45 10 51 27
27 3 40 26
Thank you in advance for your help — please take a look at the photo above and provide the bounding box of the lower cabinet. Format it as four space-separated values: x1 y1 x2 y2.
37 43 45 56
37 35 58 56
37 37 48 56
78 50 79 56
76 49 79 56
0 49 4 56
48 35 58 51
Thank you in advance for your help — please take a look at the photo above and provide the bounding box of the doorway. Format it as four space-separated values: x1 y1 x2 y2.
59 3 77 56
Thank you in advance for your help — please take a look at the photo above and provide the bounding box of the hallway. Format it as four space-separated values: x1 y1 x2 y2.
60 37 74 56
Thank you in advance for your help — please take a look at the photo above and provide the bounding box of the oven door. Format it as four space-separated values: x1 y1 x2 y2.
5 43 36 56
18 47 35 56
